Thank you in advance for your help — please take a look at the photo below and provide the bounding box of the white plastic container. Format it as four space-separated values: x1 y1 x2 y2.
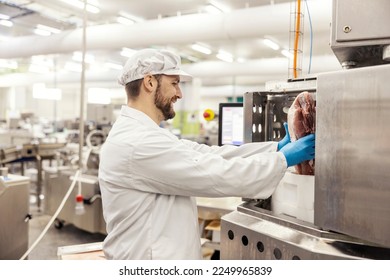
271 170 315 223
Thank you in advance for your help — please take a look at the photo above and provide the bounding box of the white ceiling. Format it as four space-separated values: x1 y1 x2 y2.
0 0 341 90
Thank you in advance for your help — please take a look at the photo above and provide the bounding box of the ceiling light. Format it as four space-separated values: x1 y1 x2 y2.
118 11 143 23
34 28 51 36
204 4 222 14
120 47 136 57
33 83 62 100
29 64 50 74
117 16 135 25
72 51 95 63
85 4 100 13
191 43 212 55
59 0 100 14
185 55 200 62
0 59 18 69
216 50 233 63
88 88 111 104
204 1 230 14
0 13 10 20
281 49 293 59
37 24 61 34
31 56 54 67
64 61 82 72
104 62 123 70
0 19 13 27
25 3 70 21
29 56 53 73
263 38 280 50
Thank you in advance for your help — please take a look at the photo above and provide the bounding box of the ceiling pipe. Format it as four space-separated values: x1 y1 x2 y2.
0 1 331 58
0 55 341 87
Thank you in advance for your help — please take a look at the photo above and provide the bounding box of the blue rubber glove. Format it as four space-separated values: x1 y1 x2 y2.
280 133 315 167
277 122 290 151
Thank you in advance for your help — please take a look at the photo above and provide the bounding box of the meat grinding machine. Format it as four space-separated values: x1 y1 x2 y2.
220 0 390 260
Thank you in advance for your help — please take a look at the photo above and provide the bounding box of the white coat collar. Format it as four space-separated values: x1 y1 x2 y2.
120 105 160 128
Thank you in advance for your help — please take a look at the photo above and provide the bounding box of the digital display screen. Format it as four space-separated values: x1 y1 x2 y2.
218 103 244 146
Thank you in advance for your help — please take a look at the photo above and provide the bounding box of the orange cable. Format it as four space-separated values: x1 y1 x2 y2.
293 0 301 78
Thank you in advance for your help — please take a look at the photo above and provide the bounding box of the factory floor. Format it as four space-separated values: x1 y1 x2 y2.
27 197 218 260
27 197 106 260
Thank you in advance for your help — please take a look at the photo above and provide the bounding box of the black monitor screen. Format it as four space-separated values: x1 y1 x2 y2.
218 103 244 146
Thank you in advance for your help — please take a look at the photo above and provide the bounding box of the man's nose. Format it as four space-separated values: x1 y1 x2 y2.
176 87 183 99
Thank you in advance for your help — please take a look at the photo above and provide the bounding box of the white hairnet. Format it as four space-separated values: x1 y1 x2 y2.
118 48 192 86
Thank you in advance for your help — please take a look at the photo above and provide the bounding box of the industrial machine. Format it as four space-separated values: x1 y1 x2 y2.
44 167 106 234
0 173 31 260
220 0 390 260
43 129 107 235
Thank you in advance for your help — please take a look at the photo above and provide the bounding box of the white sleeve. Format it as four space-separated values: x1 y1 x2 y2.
130 131 286 199
180 138 278 159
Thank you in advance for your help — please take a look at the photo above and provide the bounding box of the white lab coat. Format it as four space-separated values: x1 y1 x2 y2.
98 105 287 260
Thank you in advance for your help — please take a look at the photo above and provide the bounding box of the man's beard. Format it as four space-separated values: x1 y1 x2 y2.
154 86 176 121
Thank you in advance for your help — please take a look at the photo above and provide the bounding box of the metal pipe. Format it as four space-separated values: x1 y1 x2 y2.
78 0 87 171
0 2 331 58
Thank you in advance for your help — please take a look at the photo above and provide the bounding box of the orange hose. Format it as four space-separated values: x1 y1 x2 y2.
293 0 301 78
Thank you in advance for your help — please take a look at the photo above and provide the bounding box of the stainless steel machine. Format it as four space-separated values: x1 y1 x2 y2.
43 129 107 235
220 0 390 259
44 167 106 234
0 174 31 260
330 0 390 68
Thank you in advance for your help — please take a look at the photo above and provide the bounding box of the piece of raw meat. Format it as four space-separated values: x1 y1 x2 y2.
287 91 316 175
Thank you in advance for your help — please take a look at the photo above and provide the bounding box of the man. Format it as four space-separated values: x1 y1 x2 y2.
98 48 315 260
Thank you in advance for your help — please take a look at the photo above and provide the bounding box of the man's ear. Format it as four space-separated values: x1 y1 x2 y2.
143 75 155 92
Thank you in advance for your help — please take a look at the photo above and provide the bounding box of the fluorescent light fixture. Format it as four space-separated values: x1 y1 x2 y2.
44 88 62 100
281 49 293 59
204 1 230 14
191 43 212 55
216 50 233 63
0 13 10 20
0 59 18 69
84 3 100 13
204 4 222 14
0 19 13 27
120 47 136 57
37 24 61 34
118 11 143 23
59 0 100 14
185 55 200 62
29 64 50 74
72 51 95 63
33 83 45 94
31 56 54 67
117 16 135 25
33 83 62 100
104 62 123 70
263 38 280 50
25 3 70 22
34 28 51 36
88 88 111 104
64 61 82 72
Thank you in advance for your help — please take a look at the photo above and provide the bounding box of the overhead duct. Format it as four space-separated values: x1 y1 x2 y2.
0 55 340 87
182 55 341 77
0 1 332 58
